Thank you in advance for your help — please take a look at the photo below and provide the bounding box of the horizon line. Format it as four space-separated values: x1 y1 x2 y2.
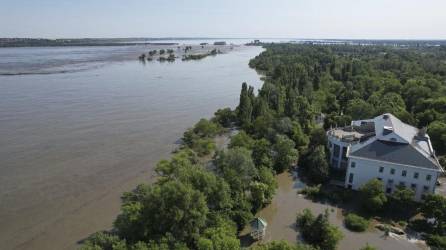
2 37 446 41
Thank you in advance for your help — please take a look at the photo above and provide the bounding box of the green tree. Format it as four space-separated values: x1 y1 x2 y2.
308 127 327 149
250 240 316 250
428 121 446 155
252 139 273 169
80 232 126 250
214 147 257 193
301 145 329 184
229 131 254 149
114 181 208 245
238 82 253 127
359 179 387 212
213 108 236 128
420 194 446 234
345 99 375 120
196 219 240 250
273 135 298 173
291 122 309 151
390 185 415 214
296 209 343 250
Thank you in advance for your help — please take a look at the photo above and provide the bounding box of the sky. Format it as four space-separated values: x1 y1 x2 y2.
1 0 446 39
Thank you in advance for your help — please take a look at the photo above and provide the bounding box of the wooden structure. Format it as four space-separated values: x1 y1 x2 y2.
250 217 267 240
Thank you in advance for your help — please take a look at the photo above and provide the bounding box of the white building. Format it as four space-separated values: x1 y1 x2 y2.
327 113 443 201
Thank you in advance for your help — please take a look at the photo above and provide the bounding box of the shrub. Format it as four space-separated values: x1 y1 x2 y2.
296 209 343 250
299 185 322 200
359 243 377 250
344 213 369 232
425 234 446 250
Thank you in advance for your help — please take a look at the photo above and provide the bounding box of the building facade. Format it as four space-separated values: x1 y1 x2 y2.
327 113 443 201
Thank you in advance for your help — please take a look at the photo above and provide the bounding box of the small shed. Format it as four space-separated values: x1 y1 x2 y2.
250 217 267 240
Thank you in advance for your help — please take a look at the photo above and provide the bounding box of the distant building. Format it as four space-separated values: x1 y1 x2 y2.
327 113 443 201
250 217 267 240
213 41 227 45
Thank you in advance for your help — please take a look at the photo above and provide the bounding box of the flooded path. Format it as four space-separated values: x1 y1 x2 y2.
251 172 427 250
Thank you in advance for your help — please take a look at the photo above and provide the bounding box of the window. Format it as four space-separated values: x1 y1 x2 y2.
377 177 382 181
348 173 354 183
426 175 432 181
402 170 407 177
333 144 340 158
342 146 348 159
388 179 394 185
390 168 395 175
423 186 430 192
414 172 419 179
399 181 405 187
411 183 417 190
379 166 384 173
386 187 392 194
351 162 356 168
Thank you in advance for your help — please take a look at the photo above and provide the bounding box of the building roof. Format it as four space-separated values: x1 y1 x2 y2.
348 113 442 171
250 217 267 231
349 140 439 170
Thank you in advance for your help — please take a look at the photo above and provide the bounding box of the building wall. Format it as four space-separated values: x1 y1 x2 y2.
345 157 439 201
327 136 350 169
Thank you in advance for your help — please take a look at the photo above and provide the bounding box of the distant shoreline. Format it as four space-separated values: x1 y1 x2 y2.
2 37 446 48
0 41 180 48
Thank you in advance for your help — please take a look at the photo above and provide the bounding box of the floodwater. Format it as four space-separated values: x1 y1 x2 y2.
0 45 263 249
253 172 427 250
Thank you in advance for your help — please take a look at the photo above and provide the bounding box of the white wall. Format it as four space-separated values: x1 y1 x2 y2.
327 136 350 169
345 157 439 201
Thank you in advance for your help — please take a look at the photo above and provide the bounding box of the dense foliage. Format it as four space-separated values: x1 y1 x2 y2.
250 241 316 250
296 209 344 250
248 44 446 158
359 179 387 212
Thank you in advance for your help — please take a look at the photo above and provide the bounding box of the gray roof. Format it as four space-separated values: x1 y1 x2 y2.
250 217 267 230
350 140 440 170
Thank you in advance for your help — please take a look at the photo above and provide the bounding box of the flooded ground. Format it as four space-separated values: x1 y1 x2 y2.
248 172 428 250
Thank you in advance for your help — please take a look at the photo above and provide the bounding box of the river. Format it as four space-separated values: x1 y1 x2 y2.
0 44 264 249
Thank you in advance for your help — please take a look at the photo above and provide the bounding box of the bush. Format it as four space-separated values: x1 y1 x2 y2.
425 234 446 250
359 243 377 250
299 185 322 200
296 209 343 250
344 213 369 232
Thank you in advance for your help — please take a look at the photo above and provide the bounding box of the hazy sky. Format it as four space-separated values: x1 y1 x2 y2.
1 0 446 39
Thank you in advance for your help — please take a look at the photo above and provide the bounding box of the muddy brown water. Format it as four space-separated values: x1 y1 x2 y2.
0 45 263 250
250 172 428 250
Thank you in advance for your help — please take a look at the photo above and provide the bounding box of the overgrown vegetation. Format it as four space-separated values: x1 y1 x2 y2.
344 213 369 232
296 209 344 250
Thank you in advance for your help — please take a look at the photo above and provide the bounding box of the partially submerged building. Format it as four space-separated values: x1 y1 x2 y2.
250 217 267 241
327 113 443 200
